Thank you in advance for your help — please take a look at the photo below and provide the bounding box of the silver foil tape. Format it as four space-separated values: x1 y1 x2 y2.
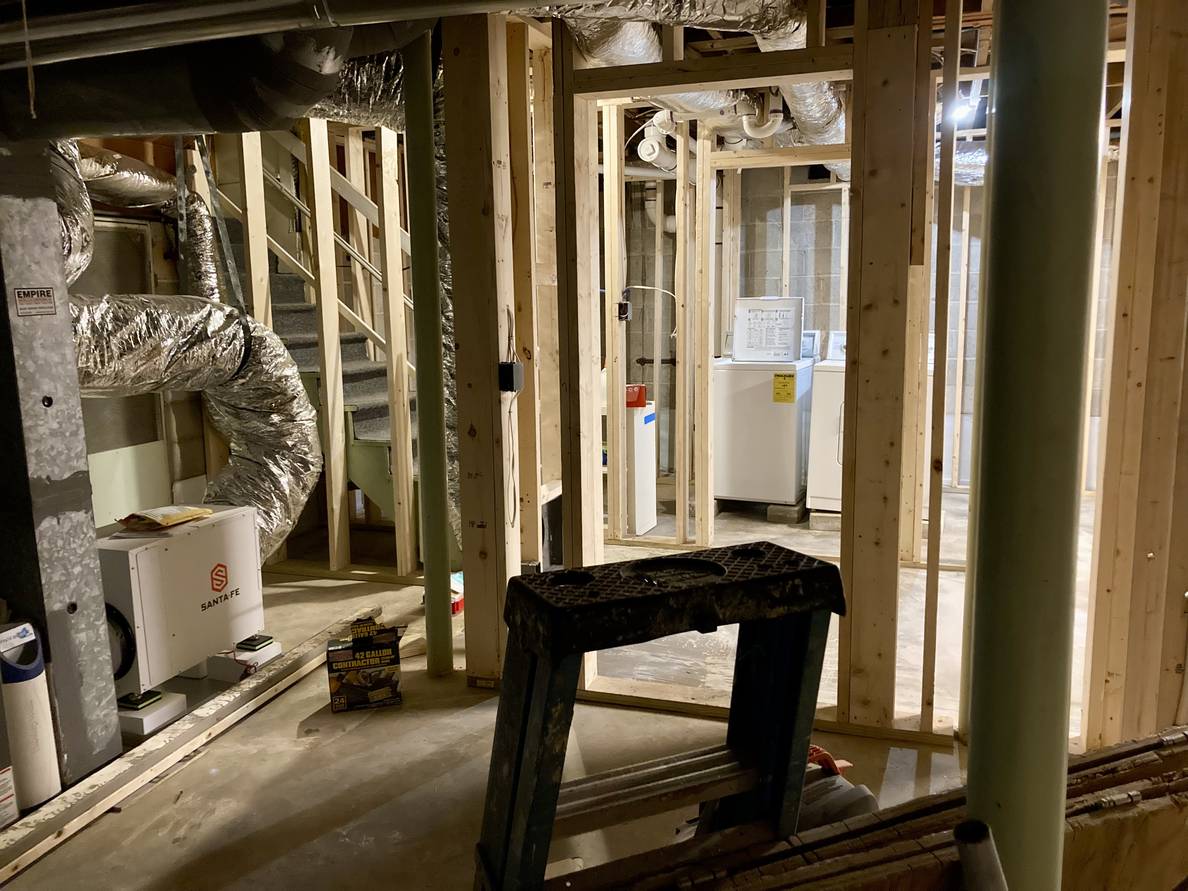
71 293 322 558
49 139 94 285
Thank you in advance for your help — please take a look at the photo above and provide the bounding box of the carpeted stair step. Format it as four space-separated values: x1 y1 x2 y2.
282 330 372 367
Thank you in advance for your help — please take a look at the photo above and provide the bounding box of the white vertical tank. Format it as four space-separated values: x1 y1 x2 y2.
0 623 62 810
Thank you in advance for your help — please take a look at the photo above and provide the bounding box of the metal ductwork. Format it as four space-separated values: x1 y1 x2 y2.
71 293 322 559
48 140 322 559
562 18 739 115
0 28 354 139
0 3 591 71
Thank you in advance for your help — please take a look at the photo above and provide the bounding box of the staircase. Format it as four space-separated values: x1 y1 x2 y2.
226 218 415 534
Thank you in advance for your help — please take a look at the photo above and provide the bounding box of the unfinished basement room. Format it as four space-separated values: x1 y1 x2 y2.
0 0 1184 888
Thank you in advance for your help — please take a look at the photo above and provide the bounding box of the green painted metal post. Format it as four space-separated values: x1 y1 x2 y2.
406 29 454 677
965 1 1105 888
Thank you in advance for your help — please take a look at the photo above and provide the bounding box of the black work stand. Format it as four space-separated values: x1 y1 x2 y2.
474 542 845 890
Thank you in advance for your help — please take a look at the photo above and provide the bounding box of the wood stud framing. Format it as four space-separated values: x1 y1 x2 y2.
508 21 543 566
673 121 692 545
374 127 418 577
920 0 963 734
301 118 350 571
1086 0 1188 747
839 0 922 727
553 20 603 568
602 104 627 541
236 132 271 327
693 126 716 546
443 14 522 683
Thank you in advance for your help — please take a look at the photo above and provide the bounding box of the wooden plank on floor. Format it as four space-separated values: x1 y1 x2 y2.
375 126 418 576
0 607 380 884
301 118 351 571
839 1 922 727
553 20 603 567
509 21 543 567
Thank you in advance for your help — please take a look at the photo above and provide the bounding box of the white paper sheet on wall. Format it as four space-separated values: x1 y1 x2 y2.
733 297 803 362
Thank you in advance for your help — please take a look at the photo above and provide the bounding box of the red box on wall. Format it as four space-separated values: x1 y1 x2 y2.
625 384 647 408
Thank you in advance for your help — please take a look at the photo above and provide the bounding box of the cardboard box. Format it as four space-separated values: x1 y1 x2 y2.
327 618 404 713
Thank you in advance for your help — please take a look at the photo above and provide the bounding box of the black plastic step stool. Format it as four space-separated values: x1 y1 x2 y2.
474 541 846 890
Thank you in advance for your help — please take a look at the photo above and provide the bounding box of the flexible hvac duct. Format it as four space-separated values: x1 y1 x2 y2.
49 139 93 286
0 28 354 140
562 18 739 115
311 52 407 131
74 142 232 305
51 141 322 559
78 145 176 208
71 293 322 559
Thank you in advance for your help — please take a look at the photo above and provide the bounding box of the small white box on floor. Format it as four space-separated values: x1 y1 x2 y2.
96 505 265 697
206 641 284 684
118 690 187 737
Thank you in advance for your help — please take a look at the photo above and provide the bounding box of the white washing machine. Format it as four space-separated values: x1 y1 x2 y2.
807 360 845 512
713 358 814 506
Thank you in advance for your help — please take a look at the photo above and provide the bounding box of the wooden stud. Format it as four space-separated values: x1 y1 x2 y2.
236 132 271 327
949 187 972 488
572 45 853 100
301 118 350 571
693 126 717 546
661 25 684 62
375 127 418 577
673 122 692 544
720 168 741 352
531 46 564 497
1085 0 1188 746
442 14 523 682
920 0 963 734
806 0 827 49
509 22 543 567
345 128 377 356
839 1 922 727
553 20 603 568
1081 127 1110 494
709 144 851 171
603 103 627 541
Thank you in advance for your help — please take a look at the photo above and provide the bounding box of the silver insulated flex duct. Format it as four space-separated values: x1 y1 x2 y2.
71 294 322 558
51 140 322 559
49 139 94 285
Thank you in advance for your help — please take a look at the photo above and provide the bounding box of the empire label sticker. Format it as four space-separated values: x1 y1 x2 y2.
14 287 56 317
772 372 797 404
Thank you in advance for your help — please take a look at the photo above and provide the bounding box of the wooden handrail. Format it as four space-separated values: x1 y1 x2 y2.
264 127 414 258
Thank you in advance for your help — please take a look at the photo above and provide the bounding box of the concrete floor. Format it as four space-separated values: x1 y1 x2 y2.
604 489 1096 736
12 573 965 890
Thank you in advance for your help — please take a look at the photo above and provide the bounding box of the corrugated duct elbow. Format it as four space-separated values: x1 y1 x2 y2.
51 141 322 559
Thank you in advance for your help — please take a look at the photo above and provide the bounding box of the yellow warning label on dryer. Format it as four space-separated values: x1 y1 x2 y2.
772 372 797 404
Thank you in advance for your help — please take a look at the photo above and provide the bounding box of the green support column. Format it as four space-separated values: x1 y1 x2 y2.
406 29 454 677
965 1 1105 888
